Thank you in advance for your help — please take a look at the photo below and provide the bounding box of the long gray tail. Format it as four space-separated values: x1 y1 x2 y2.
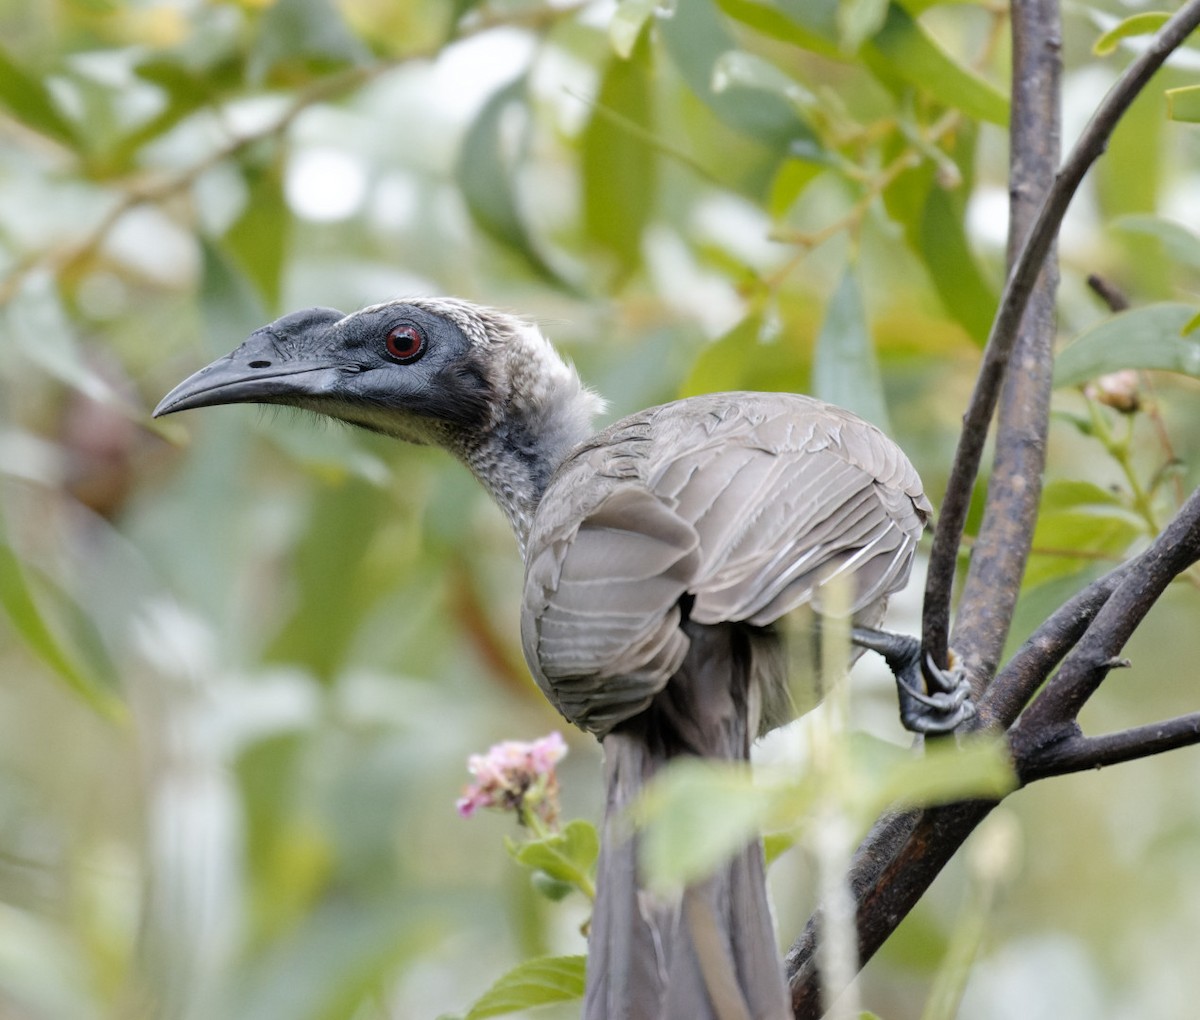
583 623 790 1020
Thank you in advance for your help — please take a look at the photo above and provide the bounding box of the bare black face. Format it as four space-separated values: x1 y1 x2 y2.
154 303 497 438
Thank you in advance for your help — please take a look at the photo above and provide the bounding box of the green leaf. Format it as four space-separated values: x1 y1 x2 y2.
1026 481 1144 588
813 267 891 432
1166 85 1200 123
862 737 1015 818
660 0 818 152
918 186 997 345
1054 303 1200 388
838 0 889 53
0 542 121 718
711 50 817 112
680 311 810 398
464 955 586 1019
0 47 77 146
456 77 567 286
610 0 658 59
582 31 656 283
225 160 292 311
509 820 599 896
635 759 783 890
1112 214 1200 271
1094 12 1171 56
716 0 839 55
865 6 1008 126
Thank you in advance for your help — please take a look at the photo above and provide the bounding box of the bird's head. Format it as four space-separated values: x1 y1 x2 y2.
155 297 605 539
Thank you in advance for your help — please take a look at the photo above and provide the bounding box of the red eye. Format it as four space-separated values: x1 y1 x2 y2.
385 324 426 363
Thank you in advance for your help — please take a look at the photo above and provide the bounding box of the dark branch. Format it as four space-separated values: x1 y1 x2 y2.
1013 485 1200 738
921 0 1200 669
1018 713 1200 782
949 0 1061 698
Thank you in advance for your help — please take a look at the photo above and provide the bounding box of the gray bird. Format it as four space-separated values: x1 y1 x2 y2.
155 297 972 1020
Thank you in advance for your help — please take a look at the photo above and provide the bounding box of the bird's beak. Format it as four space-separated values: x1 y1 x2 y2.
153 331 342 418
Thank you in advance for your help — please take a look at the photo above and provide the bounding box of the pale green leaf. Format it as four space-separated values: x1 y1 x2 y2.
510 820 599 895
1113 214 1200 271
0 46 77 146
862 738 1016 818
839 0 889 53
225 160 291 311
1054 303 1200 387
464 955 586 1019
712 50 816 111
1166 84 1200 123
610 0 657 58
813 267 892 432
634 760 784 890
1094 12 1171 56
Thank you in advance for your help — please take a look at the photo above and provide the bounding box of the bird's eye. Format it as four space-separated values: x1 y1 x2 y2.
384 324 426 363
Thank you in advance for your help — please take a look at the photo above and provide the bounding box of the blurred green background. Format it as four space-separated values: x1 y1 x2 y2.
1 0 1200 1017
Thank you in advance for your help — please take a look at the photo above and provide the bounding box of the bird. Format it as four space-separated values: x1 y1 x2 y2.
155 297 973 1020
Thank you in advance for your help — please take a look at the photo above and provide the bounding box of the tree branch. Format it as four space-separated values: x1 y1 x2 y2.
1018 713 1200 782
949 0 1061 698
921 0 1200 670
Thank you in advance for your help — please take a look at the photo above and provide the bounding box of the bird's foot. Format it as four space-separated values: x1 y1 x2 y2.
850 627 975 735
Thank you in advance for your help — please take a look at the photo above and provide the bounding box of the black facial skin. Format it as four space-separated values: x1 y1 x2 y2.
154 304 497 438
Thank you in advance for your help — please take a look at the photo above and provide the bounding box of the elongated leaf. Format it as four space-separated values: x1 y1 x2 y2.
839 0 889 52
582 31 656 283
247 0 369 84
1054 303 1200 388
610 0 658 58
866 6 1008 126
0 47 77 146
1094 12 1171 56
864 737 1015 817
1025 481 1145 589
464 955 586 1019
715 0 839 55
918 186 997 345
679 311 809 398
0 543 121 718
225 160 292 311
813 268 891 432
456 77 565 286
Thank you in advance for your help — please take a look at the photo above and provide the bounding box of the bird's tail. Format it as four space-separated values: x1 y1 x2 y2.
584 623 790 1020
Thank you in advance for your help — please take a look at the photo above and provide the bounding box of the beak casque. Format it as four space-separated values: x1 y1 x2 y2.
153 332 342 418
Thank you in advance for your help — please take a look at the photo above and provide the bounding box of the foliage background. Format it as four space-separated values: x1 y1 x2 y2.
1 0 1200 1017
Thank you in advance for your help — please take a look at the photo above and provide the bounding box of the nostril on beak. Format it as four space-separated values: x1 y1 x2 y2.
248 360 271 369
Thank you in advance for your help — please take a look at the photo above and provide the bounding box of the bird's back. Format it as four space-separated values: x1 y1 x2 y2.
521 391 931 738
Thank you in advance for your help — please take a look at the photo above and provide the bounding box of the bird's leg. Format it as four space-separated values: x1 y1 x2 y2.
850 627 975 735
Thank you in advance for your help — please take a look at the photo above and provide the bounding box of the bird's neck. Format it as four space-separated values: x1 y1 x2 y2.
459 407 594 556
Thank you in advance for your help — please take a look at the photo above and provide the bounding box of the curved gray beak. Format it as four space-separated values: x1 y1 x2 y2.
153 333 341 418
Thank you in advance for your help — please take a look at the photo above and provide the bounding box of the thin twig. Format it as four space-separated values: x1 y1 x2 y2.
1017 712 1200 782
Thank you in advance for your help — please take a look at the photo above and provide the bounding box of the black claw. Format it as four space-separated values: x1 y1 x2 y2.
851 627 975 736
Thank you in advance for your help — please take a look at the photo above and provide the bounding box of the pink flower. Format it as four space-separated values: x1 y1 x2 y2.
456 732 568 829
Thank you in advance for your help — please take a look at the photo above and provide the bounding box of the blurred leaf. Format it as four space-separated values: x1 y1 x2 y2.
457 76 568 286
0 540 121 718
225 160 292 311
0 46 77 147
716 0 839 55
1094 12 1170 56
463 955 586 1019
1167 85 1200 123
248 0 369 84
1113 214 1200 271
865 6 1008 126
582 30 656 284
763 830 796 867
861 737 1015 818
813 267 891 432
1025 481 1144 588
680 311 810 397
636 759 782 891
919 186 997 345
839 0 889 53
712 50 817 112
1054 303 1200 387
660 0 818 153
509 820 599 898
610 0 658 58
769 158 824 216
